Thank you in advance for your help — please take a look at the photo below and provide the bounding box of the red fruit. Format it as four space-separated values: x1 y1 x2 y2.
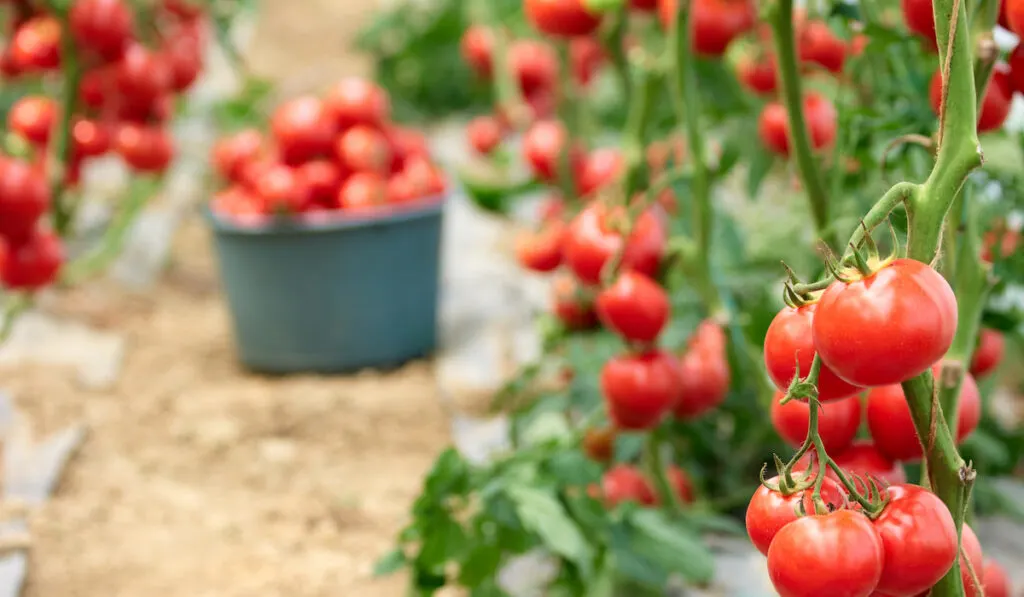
116 43 172 103
78 67 116 109
211 185 267 222
69 0 135 61
601 350 683 430
601 465 656 507
538 196 566 222
116 124 175 172
460 25 493 77
798 20 846 74
771 391 861 454
960 524 985 597
563 203 666 285
11 17 62 72
211 129 263 182
767 510 885 597
902 0 936 46
296 160 343 205
522 120 580 182
577 148 624 197
162 0 204 20
397 155 446 199
336 172 386 212
509 40 558 95
385 126 430 169
1008 43 1024 94
866 364 981 462
872 484 958 596
524 0 602 38
253 164 311 213
759 93 837 156
668 466 696 503
674 320 730 419
467 116 504 155
982 225 1020 263
0 160 50 243
0 229 63 289
570 37 605 85
823 441 907 486
596 271 670 343
271 96 336 165
659 0 757 57
515 221 567 273
72 119 111 157
983 560 1011 597
335 125 392 174
737 54 778 95
323 78 390 130
630 0 659 10
746 474 848 555
971 328 1005 378
763 303 865 402
813 258 958 387
8 96 55 146
929 66 1013 133
164 29 204 92
552 275 598 329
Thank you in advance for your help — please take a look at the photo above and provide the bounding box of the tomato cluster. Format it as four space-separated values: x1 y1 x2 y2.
210 78 447 223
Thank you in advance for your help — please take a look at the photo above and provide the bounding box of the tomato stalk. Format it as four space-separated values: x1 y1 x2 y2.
599 4 632 106
50 6 84 236
766 0 840 254
555 41 583 203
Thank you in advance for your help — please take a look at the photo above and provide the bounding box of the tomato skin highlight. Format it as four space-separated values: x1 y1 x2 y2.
871 484 958 596
601 350 682 430
524 0 602 38
771 391 861 454
767 510 885 597
8 96 56 146
271 96 336 166
596 271 670 343
763 303 864 402
812 258 958 387
970 328 1005 378
746 474 847 555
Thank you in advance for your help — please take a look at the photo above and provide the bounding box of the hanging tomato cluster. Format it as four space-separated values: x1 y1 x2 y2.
0 0 205 291
209 77 447 222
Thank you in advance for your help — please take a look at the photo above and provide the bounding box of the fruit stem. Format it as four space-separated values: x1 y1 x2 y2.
669 0 723 318
51 8 84 237
490 24 527 131
644 427 684 517
600 4 632 106
621 58 658 200
767 0 840 253
555 41 581 203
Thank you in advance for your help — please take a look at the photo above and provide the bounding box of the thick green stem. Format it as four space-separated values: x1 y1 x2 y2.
601 6 632 106
621 63 658 200
555 42 580 202
670 0 723 318
644 429 684 517
768 0 839 253
51 14 84 236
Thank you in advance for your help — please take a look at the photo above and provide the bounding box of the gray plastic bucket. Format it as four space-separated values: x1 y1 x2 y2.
206 198 445 374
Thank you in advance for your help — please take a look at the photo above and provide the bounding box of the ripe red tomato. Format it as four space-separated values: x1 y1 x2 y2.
960 524 985 597
524 0 602 38
674 320 730 419
631 0 659 10
759 93 837 156
582 426 615 462
830 441 907 486
563 203 666 285
601 465 657 506
596 271 669 343
552 274 598 329
901 0 937 47
659 0 756 57
763 303 865 402
467 115 504 155
746 474 848 555
767 510 884 597
460 25 493 77
813 258 958 387
163 29 204 92
396 155 446 199
385 126 430 169
982 224 1020 263
983 560 1011 597
323 78 390 130
509 40 558 96
296 160 343 206
929 66 1013 133
11 16 62 71
522 120 581 182
69 0 134 61
872 484 958 595
0 229 63 289
336 172 386 211
601 350 682 430
0 159 50 243
8 96 55 146
515 221 567 273
72 119 111 157
771 391 861 454
798 21 846 74
0 47 23 78
737 54 778 95
577 148 624 198
271 96 336 165
668 466 696 504
1005 0 1024 36
78 66 115 109
253 164 311 213
116 42 171 103
971 328 1005 378
116 124 174 172
866 365 981 462
211 128 264 182
335 125 392 174
570 37 605 85
1009 43 1024 94
212 185 267 223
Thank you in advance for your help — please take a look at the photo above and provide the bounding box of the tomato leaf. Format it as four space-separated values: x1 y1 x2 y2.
684 511 747 537
627 509 715 584
373 548 407 577
458 543 505 586
505 485 594 575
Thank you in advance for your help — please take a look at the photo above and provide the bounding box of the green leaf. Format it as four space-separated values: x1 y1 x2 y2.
506 486 594 574
627 510 715 584
418 513 471 570
583 0 625 12
521 411 572 446
373 548 407 576
684 510 747 536
458 544 504 586
746 145 775 198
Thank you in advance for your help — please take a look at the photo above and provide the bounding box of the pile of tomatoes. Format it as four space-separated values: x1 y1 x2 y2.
752 255 1012 597
209 78 447 223
0 0 204 291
